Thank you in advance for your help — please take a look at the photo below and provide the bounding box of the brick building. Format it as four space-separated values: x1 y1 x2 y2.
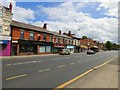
11 21 54 55
80 38 98 52
63 31 80 53
52 30 71 53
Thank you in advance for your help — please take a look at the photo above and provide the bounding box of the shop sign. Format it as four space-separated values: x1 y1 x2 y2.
32 41 45 45
12 41 18 43
0 36 11 40
66 45 75 49
54 44 64 48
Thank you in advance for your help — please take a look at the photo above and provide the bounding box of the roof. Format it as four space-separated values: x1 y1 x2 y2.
51 31 71 38
11 20 71 38
11 20 54 34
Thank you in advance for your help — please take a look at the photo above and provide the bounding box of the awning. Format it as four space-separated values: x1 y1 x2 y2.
81 45 88 49
91 46 98 48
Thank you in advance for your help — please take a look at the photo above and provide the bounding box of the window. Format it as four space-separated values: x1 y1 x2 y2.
56 37 58 43
30 32 34 40
50 35 53 42
69 39 71 44
58 38 60 43
0 26 2 34
39 46 45 53
46 46 51 52
20 31 24 39
0 9 3 17
43 34 46 41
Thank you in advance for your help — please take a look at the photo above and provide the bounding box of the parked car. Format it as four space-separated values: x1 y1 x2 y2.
59 49 70 55
87 50 95 54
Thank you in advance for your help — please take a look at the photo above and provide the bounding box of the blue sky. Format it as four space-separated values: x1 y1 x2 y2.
15 2 110 22
1 1 118 43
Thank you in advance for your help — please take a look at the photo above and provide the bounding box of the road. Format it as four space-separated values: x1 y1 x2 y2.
2 51 118 88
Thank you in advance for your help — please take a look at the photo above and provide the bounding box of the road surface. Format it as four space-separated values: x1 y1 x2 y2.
2 51 118 88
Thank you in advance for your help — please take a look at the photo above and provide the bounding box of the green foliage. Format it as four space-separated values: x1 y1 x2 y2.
82 36 87 39
105 41 113 50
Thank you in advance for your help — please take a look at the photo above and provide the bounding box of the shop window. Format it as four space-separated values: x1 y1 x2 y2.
0 26 2 34
39 46 45 53
43 34 46 41
46 46 51 52
19 45 35 53
20 31 24 39
30 32 34 40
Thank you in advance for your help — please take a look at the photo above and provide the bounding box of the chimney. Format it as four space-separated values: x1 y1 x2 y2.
9 2 12 13
68 31 71 35
43 23 47 29
59 30 61 34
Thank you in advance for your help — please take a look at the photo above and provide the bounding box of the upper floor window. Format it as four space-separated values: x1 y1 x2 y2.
0 26 2 34
38 34 41 40
20 31 24 39
43 34 46 41
69 39 71 44
50 35 53 42
30 32 34 40
56 37 58 43
0 9 3 17
58 38 61 43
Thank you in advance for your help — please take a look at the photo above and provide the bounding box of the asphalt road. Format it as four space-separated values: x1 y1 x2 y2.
2 51 118 88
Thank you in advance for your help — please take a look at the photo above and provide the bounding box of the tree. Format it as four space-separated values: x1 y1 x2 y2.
82 36 87 39
105 41 113 50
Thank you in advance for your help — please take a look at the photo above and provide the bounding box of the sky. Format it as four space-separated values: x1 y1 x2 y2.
0 0 119 44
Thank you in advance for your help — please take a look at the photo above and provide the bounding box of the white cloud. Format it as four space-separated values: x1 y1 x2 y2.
0 0 35 23
34 2 118 43
97 2 118 17
12 6 35 23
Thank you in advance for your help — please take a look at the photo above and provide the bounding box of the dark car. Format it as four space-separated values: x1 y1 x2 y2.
59 49 70 55
87 50 95 54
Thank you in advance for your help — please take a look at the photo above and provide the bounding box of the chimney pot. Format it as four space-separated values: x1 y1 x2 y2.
59 30 61 34
9 2 12 13
68 31 71 35
43 23 47 30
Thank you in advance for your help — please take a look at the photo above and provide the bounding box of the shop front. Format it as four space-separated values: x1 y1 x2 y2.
74 45 80 53
80 45 88 52
66 45 75 53
34 41 53 54
0 36 11 56
53 43 65 53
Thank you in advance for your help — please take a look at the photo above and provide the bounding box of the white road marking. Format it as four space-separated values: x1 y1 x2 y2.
52 58 61 60
64 57 69 59
78 61 82 63
6 64 12 66
38 68 50 72
58 65 65 68
7 60 42 66
70 63 75 65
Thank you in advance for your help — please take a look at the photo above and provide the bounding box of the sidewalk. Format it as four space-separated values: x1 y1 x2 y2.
66 56 119 88
0 54 58 59
0 52 85 59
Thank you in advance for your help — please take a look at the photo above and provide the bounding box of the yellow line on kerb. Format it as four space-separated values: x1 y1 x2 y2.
6 74 27 80
53 56 117 90
53 69 94 90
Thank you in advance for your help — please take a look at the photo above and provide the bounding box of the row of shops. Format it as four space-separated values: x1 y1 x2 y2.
11 39 83 56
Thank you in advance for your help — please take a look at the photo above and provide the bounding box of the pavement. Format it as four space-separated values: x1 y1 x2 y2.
66 55 119 89
0 53 85 59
